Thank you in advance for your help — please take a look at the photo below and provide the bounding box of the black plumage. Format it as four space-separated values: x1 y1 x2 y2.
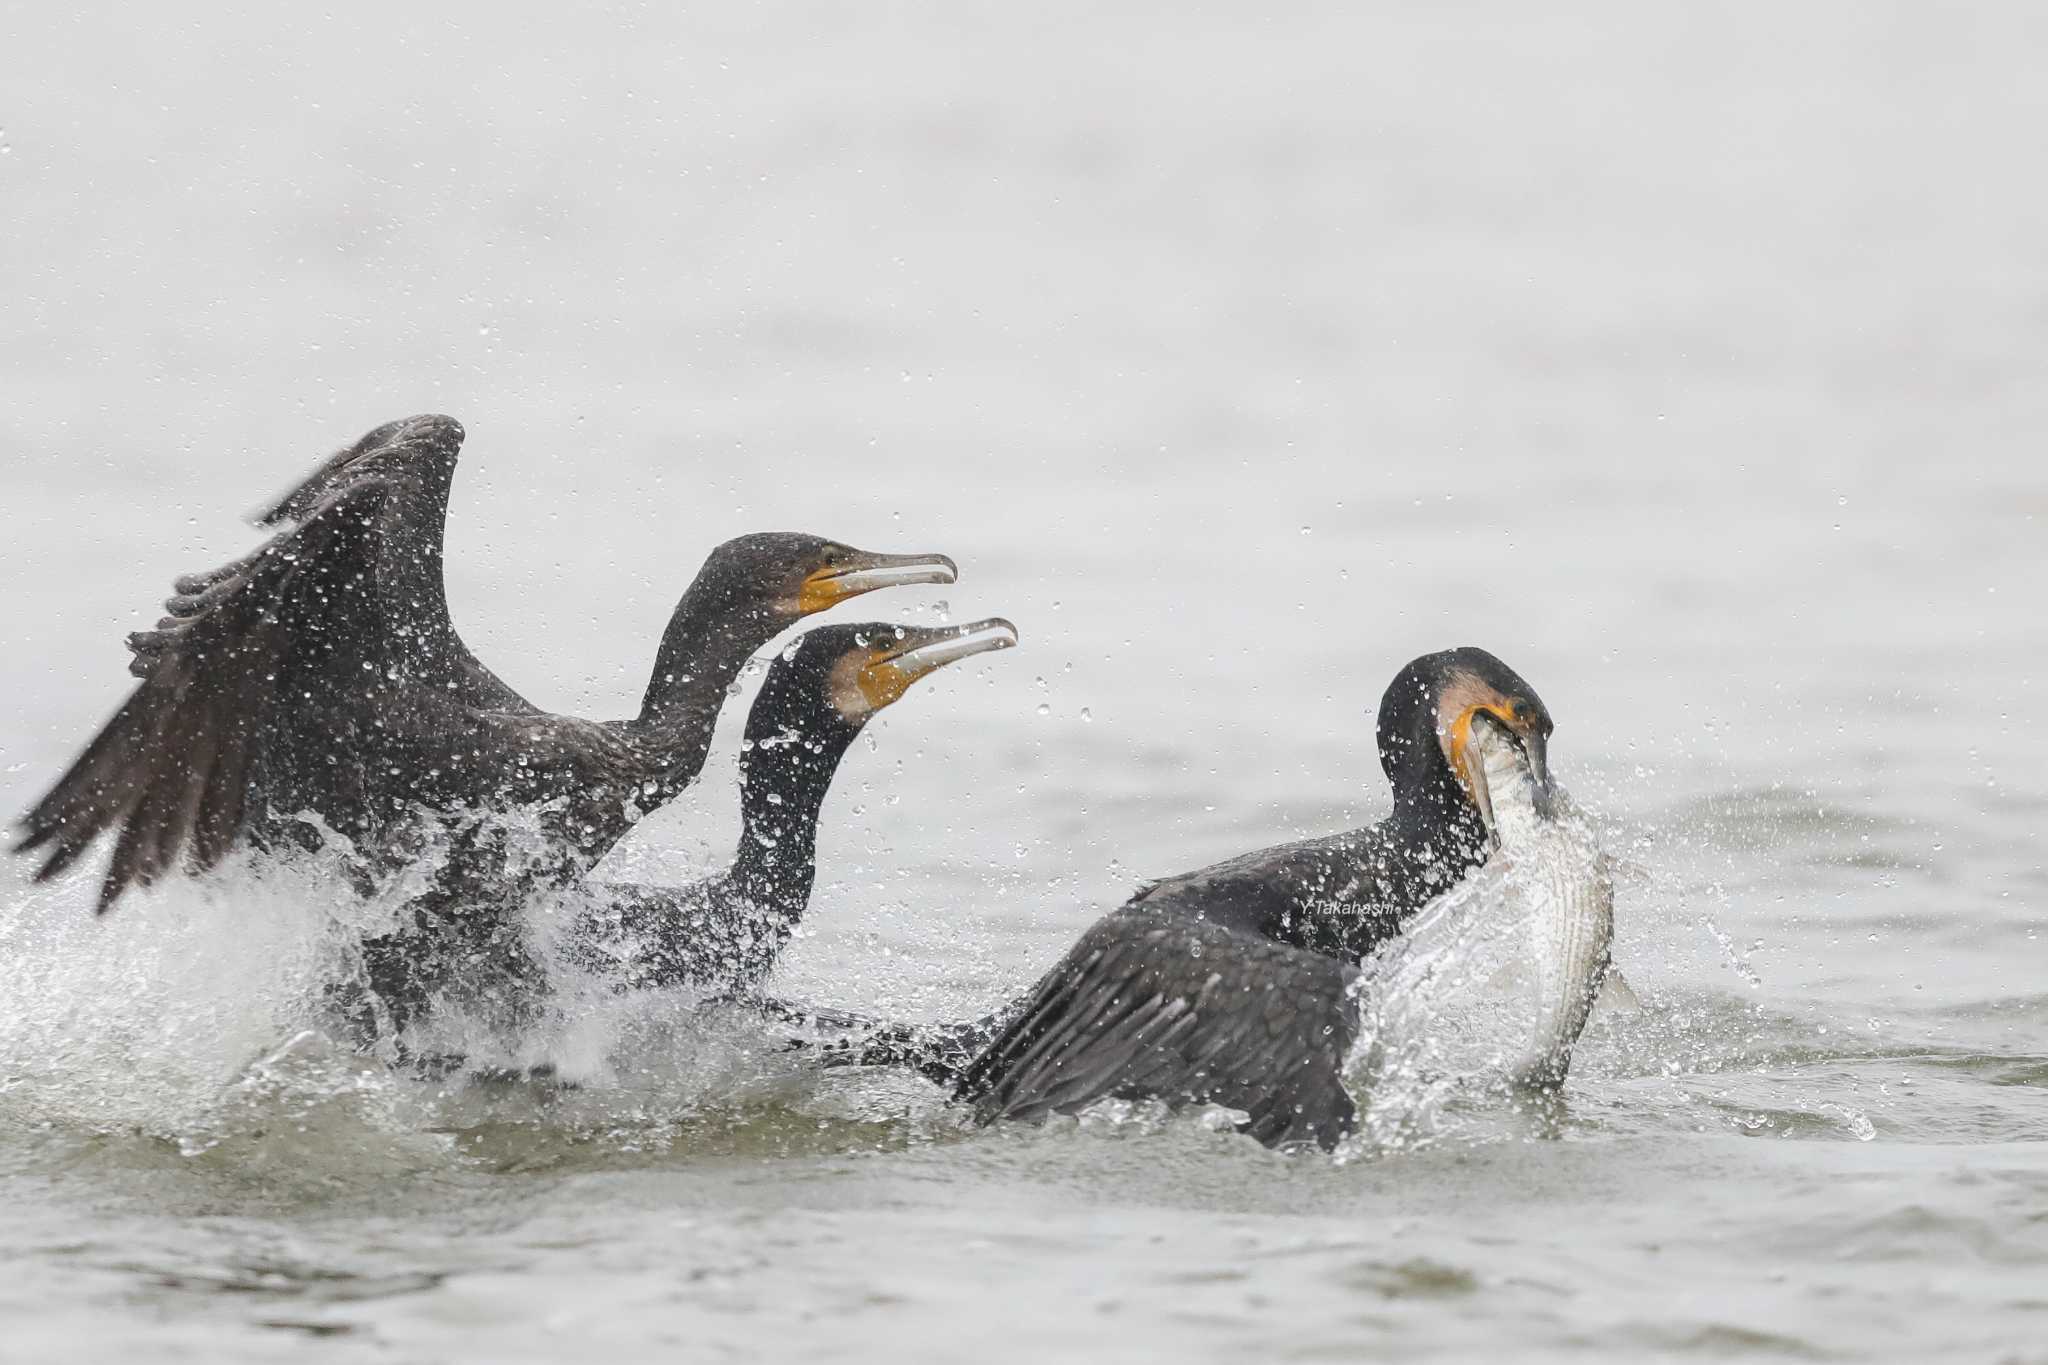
950 647 1555 1150
961 913 1361 1148
16 415 960 916
565 618 1018 996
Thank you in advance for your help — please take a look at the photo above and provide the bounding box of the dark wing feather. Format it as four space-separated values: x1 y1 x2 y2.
128 414 529 713
17 415 645 910
126 415 459 683
959 911 1362 1150
17 480 397 911
253 413 459 528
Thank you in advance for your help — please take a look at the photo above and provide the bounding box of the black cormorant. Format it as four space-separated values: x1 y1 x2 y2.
562 618 1020 997
349 618 1018 1041
866 648 1558 1148
15 415 960 913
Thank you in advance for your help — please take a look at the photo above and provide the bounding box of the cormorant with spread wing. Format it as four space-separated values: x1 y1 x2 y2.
15 415 958 918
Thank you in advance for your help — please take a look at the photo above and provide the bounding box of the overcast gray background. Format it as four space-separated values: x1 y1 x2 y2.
3 4 2046 1361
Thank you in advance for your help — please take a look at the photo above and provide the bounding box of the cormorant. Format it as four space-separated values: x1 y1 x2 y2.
843 648 1561 1148
15 415 961 914
348 618 1018 1042
561 618 1020 998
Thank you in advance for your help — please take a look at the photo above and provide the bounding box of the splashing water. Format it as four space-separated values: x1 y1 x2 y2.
0 839 394 1137
0 806 830 1151
1344 727 1615 1151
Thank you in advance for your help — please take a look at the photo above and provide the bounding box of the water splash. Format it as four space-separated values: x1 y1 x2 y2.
0 790 991 1185
1342 791 1614 1154
0 841 382 1136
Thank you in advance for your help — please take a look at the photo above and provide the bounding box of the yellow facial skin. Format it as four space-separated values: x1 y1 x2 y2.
795 552 959 615
825 620 1018 721
855 647 931 712
819 636 930 716
797 568 865 615
1437 675 1544 816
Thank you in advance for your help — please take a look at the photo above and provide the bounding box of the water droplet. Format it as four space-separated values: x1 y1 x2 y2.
1079 708 1092 723
1035 703 1050 717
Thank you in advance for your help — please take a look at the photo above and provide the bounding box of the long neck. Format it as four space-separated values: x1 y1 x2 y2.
1390 759 1489 859
727 715 862 921
1379 694 1490 876
1392 771 1491 888
627 591 786 789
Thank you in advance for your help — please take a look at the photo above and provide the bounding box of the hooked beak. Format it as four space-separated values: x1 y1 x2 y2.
857 617 1017 709
1521 726 1557 820
798 550 959 614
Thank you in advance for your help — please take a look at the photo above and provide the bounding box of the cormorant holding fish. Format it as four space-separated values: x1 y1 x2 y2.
841 648 1567 1148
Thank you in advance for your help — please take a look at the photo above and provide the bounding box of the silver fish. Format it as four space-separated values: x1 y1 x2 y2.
1473 716 1614 1089
1350 715 1614 1124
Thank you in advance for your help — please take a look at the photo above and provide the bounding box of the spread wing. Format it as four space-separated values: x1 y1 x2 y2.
131 414 525 711
254 412 456 530
20 449 637 913
15 415 597 911
958 911 1362 1150
19 479 404 909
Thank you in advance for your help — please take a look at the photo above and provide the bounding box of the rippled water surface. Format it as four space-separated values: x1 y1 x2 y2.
3 3 2046 1361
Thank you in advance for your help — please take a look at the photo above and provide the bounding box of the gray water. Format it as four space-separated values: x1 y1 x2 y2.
3 3 2046 1360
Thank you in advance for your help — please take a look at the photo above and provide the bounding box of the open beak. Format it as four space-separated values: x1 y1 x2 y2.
1452 721 1501 847
1448 707 1558 846
799 550 959 613
857 617 1017 709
